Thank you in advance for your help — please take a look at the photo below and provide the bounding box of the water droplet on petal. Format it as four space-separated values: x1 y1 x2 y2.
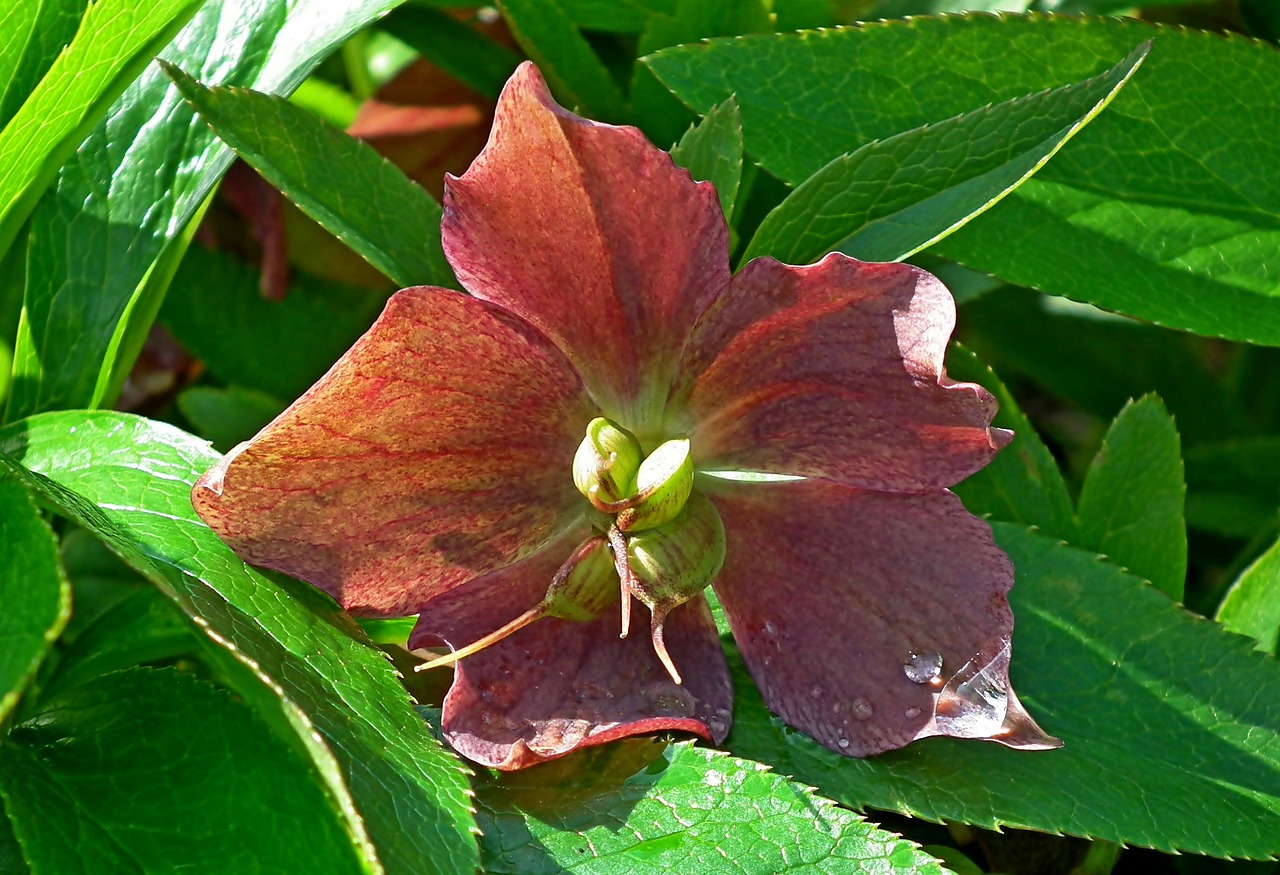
904 706 922 719
904 650 943 684
810 685 823 698
933 642 1013 738
837 737 850 749
707 717 727 736
763 620 779 637
851 697 874 720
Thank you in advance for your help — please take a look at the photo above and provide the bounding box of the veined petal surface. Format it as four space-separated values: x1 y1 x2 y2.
674 254 1006 492
410 530 733 770
705 478 1057 757
442 62 730 438
193 287 594 616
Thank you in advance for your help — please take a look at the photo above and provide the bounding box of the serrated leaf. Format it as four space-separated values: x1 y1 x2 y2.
0 0 202 263
670 97 743 220
497 0 629 122
6 0 410 422
2 668 370 873
0 0 87 130
1076 395 1186 600
742 42 1146 265
0 474 70 723
947 344 1078 540
166 65 456 290
1217 535 1280 656
162 246 386 402
476 740 947 875
645 15 1280 344
0 411 480 875
727 523 1280 858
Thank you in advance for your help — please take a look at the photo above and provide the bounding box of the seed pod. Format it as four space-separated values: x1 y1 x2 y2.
616 437 694 532
573 417 642 502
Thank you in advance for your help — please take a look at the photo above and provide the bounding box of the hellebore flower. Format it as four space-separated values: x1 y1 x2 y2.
192 62 1060 770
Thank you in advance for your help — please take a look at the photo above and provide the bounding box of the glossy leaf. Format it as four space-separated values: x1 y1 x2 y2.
1217 535 1280 656
0 411 480 875
1 668 369 874
476 740 948 874
0 0 201 262
0 474 70 723
727 523 1280 858
166 64 457 290
0 0 87 130
645 15 1280 343
947 345 1078 541
742 43 1146 265
1076 395 1186 601
670 97 743 220
7 0 409 421
497 0 629 123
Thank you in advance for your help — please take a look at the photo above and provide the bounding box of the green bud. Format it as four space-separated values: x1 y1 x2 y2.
573 417 642 502
616 437 694 532
541 537 618 621
626 492 726 615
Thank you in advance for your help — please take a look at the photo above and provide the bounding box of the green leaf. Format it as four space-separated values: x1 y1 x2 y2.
1217 534 1280 656
728 524 1280 858
959 288 1251 445
177 385 285 452
380 6 522 100
557 0 673 32
946 344 1078 540
0 0 88 130
476 740 948 874
0 474 70 723
6 0 409 422
1 668 370 873
0 0 202 263
670 97 743 220
497 0 629 122
1184 437 1280 538
161 246 386 402
0 794 28 875
165 64 457 290
742 42 1147 265
1076 395 1187 601
0 411 480 875
645 15 1280 344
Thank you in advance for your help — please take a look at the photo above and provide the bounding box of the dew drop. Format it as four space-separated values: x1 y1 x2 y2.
904 706 922 719
707 717 727 736
904 650 943 684
837 738 850 749
810 685 823 698
851 697 874 721
763 620 779 637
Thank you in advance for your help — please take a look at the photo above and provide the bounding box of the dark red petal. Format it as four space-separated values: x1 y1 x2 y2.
192 287 595 616
442 62 730 437
673 254 1008 492
410 532 733 770
705 478 1058 757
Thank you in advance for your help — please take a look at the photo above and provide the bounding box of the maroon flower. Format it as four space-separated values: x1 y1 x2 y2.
192 62 1060 770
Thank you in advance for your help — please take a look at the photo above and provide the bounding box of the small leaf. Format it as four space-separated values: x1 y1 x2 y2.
2 668 371 873
0 474 70 723
476 740 948 874
742 42 1147 265
670 97 743 220
0 411 480 875
165 64 457 290
497 0 629 122
947 344 1078 541
1217 535 1280 655
1076 395 1187 601
0 0 202 262
727 524 1280 858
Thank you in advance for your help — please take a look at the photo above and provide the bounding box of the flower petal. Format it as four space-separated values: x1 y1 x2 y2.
442 62 730 437
674 253 1008 492
704 477 1058 757
410 531 733 770
192 286 595 616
